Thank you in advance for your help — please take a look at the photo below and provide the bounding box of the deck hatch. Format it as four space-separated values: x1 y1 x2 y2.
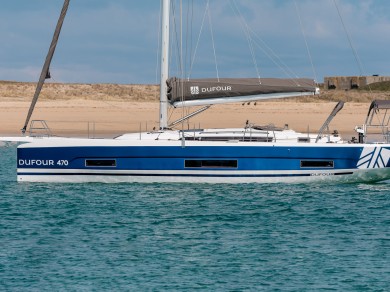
185 160 238 168
300 160 334 168
85 159 117 167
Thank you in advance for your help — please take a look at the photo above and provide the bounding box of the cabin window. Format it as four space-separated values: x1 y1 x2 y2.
184 136 273 142
297 137 310 143
85 159 117 167
300 160 334 168
185 160 237 168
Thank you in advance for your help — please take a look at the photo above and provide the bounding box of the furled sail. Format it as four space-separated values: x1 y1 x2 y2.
167 77 318 108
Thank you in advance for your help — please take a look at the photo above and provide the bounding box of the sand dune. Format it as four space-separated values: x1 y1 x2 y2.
0 81 386 139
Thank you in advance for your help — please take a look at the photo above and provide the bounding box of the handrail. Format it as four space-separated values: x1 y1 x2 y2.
29 120 53 137
315 101 344 143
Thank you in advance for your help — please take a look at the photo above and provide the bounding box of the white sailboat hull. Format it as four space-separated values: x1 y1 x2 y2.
15 133 390 183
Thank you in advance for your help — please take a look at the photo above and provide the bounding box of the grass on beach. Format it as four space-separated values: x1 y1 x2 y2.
0 80 389 103
0 81 159 102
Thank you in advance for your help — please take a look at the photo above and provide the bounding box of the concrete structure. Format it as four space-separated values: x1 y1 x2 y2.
324 76 390 90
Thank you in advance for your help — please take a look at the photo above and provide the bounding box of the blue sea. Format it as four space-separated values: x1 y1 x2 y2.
1 144 390 291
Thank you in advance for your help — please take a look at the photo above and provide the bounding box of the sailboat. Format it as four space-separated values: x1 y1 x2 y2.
7 0 390 183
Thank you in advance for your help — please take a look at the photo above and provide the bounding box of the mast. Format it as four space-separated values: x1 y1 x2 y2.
159 0 170 130
22 0 70 134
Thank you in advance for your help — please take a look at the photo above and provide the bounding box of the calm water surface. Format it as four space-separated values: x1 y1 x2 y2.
1 144 389 291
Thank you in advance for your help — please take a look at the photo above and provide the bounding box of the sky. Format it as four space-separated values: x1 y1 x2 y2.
0 0 389 85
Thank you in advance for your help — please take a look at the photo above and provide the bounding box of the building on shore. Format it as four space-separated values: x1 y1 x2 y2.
324 75 390 90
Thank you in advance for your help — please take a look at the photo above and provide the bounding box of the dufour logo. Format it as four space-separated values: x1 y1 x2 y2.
190 85 232 95
357 147 390 169
190 86 199 95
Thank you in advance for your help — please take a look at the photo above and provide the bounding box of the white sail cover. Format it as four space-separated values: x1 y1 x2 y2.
167 77 318 107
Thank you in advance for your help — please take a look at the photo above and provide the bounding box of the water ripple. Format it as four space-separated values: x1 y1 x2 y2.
1 145 389 290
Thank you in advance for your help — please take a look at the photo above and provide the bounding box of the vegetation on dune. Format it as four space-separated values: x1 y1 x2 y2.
359 81 390 91
0 81 159 102
0 80 389 103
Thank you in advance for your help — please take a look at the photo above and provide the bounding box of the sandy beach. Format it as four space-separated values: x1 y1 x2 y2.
0 99 371 140
0 81 383 140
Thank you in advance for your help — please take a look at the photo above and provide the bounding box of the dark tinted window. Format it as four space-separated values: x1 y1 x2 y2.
300 160 334 168
86 159 116 167
185 160 237 168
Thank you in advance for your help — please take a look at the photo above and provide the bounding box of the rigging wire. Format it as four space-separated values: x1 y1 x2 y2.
206 0 220 81
230 0 261 82
184 0 193 80
294 0 318 83
333 0 372 95
250 32 300 84
333 0 365 77
180 0 186 131
171 2 182 78
247 27 302 84
188 2 209 79
155 0 162 92
226 2 302 84
168 0 185 126
184 0 194 127
170 1 190 130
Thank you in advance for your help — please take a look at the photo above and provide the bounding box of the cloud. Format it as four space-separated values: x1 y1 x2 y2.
1 0 390 84
0 1 161 84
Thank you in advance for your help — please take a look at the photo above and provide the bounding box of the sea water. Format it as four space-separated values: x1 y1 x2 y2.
1 144 389 291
